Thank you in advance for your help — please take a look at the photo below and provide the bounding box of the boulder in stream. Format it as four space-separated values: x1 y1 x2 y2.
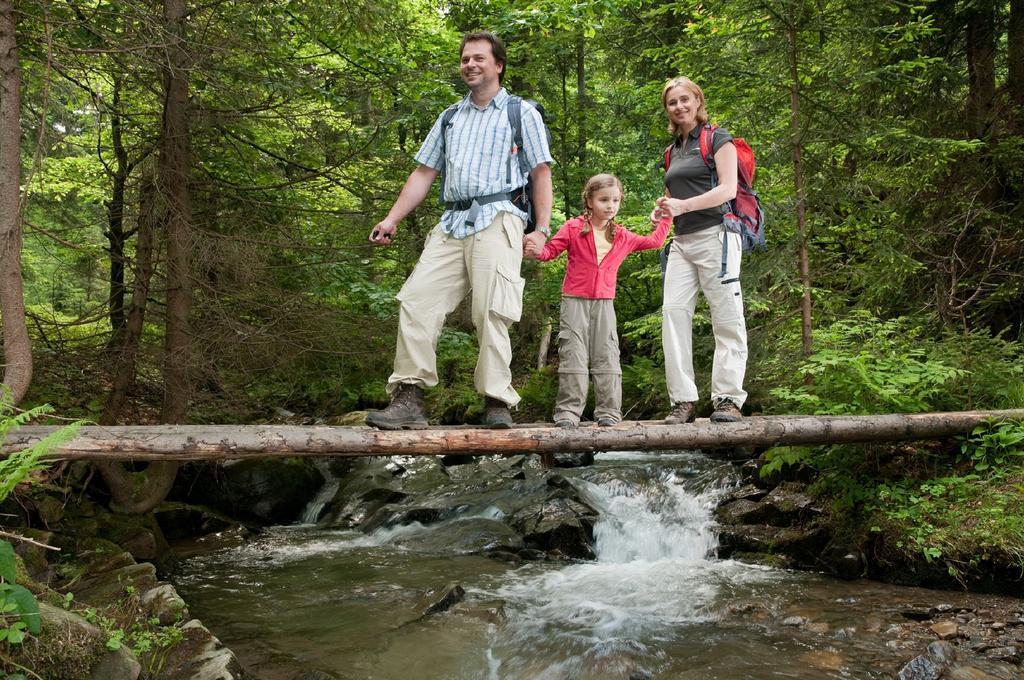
171 458 325 525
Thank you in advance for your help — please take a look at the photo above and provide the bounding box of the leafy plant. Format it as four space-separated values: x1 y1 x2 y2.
0 396 83 648
959 419 1024 473
0 399 81 504
769 312 965 415
0 541 40 645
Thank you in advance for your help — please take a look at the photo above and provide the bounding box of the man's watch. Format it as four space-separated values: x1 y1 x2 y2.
534 225 551 238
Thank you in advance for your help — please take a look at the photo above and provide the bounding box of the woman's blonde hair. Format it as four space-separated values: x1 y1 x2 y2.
661 76 708 136
580 173 623 239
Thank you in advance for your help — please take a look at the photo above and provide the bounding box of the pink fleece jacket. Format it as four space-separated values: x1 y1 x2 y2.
537 215 672 299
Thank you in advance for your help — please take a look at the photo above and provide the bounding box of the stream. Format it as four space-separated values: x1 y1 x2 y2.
171 450 1023 679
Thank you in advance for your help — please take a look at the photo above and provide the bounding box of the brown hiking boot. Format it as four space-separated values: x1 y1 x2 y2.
664 401 696 425
711 398 742 423
484 397 513 429
365 384 428 430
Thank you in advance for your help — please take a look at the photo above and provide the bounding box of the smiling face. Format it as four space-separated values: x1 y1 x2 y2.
587 185 623 226
460 39 503 93
663 85 701 133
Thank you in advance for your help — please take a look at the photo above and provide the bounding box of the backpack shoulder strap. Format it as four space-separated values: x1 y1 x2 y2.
698 123 718 169
663 143 673 171
438 103 460 199
506 95 530 176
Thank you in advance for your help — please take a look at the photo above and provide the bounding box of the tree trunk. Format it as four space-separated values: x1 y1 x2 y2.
0 0 30 405
159 0 193 425
575 37 586 172
965 0 996 139
536 319 552 370
105 81 130 342
8 410 1024 461
559 64 572 217
786 23 813 358
96 0 193 513
1009 0 1023 110
101 169 157 426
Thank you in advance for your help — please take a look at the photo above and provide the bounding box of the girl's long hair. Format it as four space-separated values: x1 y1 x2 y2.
580 173 623 240
662 76 708 136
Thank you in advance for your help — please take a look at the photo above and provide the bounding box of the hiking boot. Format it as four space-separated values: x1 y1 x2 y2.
664 401 696 425
484 397 513 429
365 384 428 430
555 419 577 428
597 417 617 427
711 398 743 423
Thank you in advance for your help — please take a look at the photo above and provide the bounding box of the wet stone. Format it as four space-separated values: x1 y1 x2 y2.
518 548 547 561
931 621 960 639
926 640 957 665
724 483 768 502
806 622 830 634
899 655 940 680
985 646 1021 664
945 667 1003 680
423 584 466 617
782 616 808 626
800 650 845 671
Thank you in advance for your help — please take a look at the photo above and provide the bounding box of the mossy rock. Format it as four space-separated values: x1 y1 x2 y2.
3 602 136 680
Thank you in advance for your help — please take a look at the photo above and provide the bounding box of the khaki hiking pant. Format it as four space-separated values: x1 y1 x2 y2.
554 296 622 425
387 212 525 406
662 225 748 408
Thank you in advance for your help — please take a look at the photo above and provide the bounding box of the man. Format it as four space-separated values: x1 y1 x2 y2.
366 31 553 430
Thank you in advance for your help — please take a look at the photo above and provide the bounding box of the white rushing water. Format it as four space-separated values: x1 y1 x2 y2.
473 453 782 679
297 458 341 525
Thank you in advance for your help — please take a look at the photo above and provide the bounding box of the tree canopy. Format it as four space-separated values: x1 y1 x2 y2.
3 0 1021 424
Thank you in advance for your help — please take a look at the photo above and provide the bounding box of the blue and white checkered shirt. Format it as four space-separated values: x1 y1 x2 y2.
415 88 553 239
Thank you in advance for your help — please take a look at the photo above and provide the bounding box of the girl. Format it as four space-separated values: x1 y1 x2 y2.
527 174 671 427
656 76 747 424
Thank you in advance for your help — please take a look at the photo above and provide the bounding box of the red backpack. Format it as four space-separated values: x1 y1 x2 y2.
663 124 766 256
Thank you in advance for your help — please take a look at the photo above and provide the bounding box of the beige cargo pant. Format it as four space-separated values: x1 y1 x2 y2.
387 212 525 406
662 225 748 407
554 296 622 425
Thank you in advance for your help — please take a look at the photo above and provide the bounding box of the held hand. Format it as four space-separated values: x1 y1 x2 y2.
369 219 397 246
656 196 688 217
523 230 546 258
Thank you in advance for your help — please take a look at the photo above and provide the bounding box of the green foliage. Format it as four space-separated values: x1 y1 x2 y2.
759 446 813 478
768 312 966 415
621 355 667 418
0 541 42 644
0 400 82 504
0 401 83 648
959 419 1024 474
81 606 184 659
871 471 1024 573
516 367 559 422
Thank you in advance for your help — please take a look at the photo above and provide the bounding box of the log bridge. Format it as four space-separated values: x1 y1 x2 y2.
3 410 1023 461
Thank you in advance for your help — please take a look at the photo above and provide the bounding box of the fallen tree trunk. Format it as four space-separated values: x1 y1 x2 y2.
4 410 1023 461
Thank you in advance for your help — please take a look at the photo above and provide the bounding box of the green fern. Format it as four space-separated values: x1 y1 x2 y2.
0 399 81 504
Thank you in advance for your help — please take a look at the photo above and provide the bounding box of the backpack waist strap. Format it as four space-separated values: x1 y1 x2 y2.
446 191 514 228
445 191 512 212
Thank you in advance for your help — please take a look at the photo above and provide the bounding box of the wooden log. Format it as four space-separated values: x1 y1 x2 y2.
3 410 1023 461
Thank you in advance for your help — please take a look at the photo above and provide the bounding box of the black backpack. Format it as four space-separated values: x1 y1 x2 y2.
438 95 550 233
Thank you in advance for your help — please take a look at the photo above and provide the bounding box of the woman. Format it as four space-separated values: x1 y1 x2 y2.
656 76 747 424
